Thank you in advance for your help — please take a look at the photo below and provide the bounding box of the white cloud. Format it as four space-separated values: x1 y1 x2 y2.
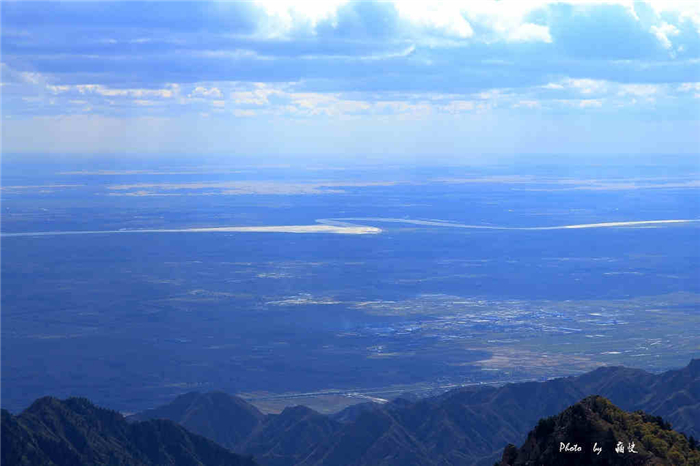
650 22 680 49
230 85 282 105
451 2 556 43
246 1 700 47
645 1 700 31
442 100 475 113
555 98 604 108
334 100 371 113
290 92 338 108
578 99 603 108
542 82 564 90
395 3 474 38
189 86 223 98
678 82 700 92
74 84 99 94
477 89 502 100
115 88 172 98
20 72 43 85
564 78 608 95
47 85 71 94
507 23 552 43
375 101 411 112
61 84 175 98
231 91 265 105
256 2 483 40
255 0 346 37
617 84 658 96
514 100 540 108
543 78 669 102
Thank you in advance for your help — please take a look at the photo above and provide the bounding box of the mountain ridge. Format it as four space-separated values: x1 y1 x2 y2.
4 359 698 466
2 396 257 466
126 359 700 466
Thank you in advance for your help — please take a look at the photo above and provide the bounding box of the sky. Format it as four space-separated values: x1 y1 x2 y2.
1 1 699 162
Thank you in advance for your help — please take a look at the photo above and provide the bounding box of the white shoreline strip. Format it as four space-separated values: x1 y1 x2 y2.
1 225 382 238
555 220 693 229
317 217 700 231
3 219 697 238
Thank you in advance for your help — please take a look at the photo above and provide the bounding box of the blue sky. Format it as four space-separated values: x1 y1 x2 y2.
2 1 699 161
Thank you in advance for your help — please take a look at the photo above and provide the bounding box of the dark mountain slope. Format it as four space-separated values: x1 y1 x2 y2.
301 407 436 466
638 359 700 437
330 402 380 424
2 408 55 466
2 397 257 466
127 391 265 451
299 359 700 465
125 359 700 466
499 395 700 466
573 366 658 402
241 405 343 466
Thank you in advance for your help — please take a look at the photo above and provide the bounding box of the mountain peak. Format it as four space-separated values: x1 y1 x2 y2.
500 396 700 465
126 390 265 450
280 404 318 417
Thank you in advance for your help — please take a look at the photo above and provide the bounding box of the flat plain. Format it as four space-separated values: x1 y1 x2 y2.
2 162 699 414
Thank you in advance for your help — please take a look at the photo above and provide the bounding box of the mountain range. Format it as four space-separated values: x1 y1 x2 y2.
125 359 700 466
3 359 698 466
1 397 257 466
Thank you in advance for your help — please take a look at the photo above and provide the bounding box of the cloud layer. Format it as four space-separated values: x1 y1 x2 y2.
2 1 699 157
